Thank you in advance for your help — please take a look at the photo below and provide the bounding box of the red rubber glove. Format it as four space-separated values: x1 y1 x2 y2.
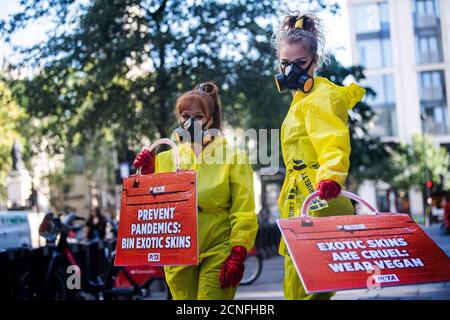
219 246 247 289
318 180 341 200
133 148 156 175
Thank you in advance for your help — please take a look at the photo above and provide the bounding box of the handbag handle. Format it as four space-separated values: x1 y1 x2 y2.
136 138 181 175
301 191 380 218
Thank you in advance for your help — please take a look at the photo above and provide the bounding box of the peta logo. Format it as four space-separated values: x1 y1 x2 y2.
148 253 160 262
373 274 399 283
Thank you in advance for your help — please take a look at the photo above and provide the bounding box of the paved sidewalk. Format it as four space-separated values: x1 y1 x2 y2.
235 255 284 300
235 224 450 300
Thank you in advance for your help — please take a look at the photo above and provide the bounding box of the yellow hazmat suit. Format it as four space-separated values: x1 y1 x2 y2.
278 76 366 300
155 136 258 300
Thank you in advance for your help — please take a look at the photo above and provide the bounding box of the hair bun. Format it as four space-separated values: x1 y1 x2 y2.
272 11 325 63
287 15 297 29
301 15 317 34
282 12 318 36
196 82 219 95
194 81 221 118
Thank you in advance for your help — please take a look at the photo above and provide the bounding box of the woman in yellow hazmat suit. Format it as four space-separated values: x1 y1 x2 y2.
133 82 258 300
272 13 366 300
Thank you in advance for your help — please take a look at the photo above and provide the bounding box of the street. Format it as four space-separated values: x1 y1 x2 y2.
236 224 450 300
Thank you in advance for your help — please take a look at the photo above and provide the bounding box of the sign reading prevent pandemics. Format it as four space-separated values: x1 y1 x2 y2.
115 170 198 266
278 214 450 293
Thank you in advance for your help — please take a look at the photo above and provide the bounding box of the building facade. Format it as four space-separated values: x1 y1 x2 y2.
347 0 450 216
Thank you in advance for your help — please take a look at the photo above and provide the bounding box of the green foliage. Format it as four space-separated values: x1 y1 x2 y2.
4 0 281 156
1 0 341 153
6 0 397 191
0 80 26 202
389 134 450 191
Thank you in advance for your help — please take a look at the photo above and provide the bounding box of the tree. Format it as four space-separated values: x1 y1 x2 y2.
1 0 285 211
0 80 27 204
1 0 342 153
388 134 450 192
1 0 343 211
2 0 280 155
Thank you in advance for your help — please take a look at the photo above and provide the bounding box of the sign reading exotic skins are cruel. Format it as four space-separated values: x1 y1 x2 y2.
277 214 450 293
115 170 198 266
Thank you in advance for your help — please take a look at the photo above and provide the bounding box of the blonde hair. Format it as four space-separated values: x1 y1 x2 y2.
272 11 328 67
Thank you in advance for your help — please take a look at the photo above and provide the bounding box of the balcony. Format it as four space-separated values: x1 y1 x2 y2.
414 13 440 30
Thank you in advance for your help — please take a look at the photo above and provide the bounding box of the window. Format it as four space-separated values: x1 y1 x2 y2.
418 70 448 134
360 75 397 136
413 0 440 28
375 189 390 212
442 144 450 155
419 71 444 101
358 38 392 69
354 3 390 34
416 34 443 64
413 0 443 64
376 186 410 214
354 2 392 68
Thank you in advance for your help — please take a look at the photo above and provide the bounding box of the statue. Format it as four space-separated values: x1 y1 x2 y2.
6 140 31 209
11 140 25 171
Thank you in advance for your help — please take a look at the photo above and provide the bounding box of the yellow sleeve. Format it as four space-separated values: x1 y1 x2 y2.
154 150 175 174
228 151 258 251
154 152 166 174
304 95 352 188
154 153 161 173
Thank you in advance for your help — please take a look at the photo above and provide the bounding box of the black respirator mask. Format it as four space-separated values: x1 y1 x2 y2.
174 116 213 146
274 59 315 93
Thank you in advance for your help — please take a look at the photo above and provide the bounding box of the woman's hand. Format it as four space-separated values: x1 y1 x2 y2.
219 246 247 288
317 180 341 200
133 148 156 175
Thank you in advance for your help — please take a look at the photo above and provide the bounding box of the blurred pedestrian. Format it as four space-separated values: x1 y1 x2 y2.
272 12 366 300
86 207 107 240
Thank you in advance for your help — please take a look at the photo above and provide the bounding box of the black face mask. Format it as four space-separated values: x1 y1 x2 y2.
174 116 213 146
274 59 315 93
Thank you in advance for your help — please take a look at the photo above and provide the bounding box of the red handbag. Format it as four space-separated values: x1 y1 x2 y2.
278 191 450 293
115 139 198 266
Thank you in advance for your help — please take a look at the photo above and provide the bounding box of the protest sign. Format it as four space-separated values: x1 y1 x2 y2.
277 191 450 293
115 139 198 266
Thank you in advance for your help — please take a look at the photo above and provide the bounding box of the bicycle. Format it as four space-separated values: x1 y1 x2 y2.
104 219 171 300
20 213 171 300
19 212 109 300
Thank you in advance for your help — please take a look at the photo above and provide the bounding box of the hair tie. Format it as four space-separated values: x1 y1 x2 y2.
295 17 304 30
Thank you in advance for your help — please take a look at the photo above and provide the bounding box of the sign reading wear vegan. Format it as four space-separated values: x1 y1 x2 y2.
277 191 450 293
115 139 198 266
